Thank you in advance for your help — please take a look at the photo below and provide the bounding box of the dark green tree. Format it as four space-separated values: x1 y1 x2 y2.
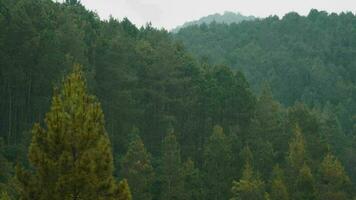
181 158 204 200
120 128 155 200
160 131 184 200
203 125 233 200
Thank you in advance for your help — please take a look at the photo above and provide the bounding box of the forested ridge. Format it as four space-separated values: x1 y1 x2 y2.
0 0 355 199
171 11 255 33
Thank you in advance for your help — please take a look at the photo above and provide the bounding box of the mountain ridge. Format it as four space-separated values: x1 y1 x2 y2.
171 11 256 32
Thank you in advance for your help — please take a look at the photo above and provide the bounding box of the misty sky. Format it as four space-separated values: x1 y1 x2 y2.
79 0 356 30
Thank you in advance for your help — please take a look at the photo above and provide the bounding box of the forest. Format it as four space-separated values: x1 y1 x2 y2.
0 0 355 199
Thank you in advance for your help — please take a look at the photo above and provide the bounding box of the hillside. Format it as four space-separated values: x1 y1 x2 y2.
172 11 255 32
0 1 355 199
175 9 356 134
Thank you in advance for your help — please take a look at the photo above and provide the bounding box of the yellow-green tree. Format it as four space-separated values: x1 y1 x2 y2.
231 161 265 200
318 153 352 200
16 66 131 200
0 192 11 200
269 165 289 200
294 164 316 200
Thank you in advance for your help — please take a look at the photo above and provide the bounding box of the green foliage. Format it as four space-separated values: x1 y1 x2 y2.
0 192 10 200
120 128 155 200
269 165 289 200
160 131 184 200
117 179 132 200
203 125 233 200
0 138 12 189
181 159 204 200
1 0 356 198
287 126 306 173
175 10 356 182
294 164 316 200
16 66 131 200
231 162 265 200
318 153 352 200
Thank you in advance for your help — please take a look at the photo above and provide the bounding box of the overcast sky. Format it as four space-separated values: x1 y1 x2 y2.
79 0 356 30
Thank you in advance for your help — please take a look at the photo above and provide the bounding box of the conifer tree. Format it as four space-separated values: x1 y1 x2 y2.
118 179 132 200
160 130 184 200
181 158 203 200
120 128 155 200
16 66 131 200
269 165 289 200
318 153 352 200
294 163 316 200
287 125 306 175
252 82 283 143
231 161 265 200
203 125 233 200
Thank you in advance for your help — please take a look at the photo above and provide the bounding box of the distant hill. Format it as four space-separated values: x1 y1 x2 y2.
171 11 255 32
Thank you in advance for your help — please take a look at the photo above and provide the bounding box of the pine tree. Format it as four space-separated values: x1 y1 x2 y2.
160 130 184 200
117 179 132 200
120 128 155 200
294 163 316 200
231 161 265 200
252 82 283 143
181 158 203 200
287 125 306 175
203 125 233 200
318 153 352 200
16 66 131 200
269 165 289 200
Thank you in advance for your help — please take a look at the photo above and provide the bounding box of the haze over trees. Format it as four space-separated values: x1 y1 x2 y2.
0 0 355 199
172 11 255 32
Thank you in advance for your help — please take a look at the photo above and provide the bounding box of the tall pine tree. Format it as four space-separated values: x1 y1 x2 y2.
269 165 289 200
120 128 155 200
160 130 184 200
318 153 352 200
203 125 233 200
16 66 131 200
231 161 265 200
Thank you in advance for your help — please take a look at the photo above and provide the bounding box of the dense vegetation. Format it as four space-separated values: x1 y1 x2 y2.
172 11 255 32
175 8 356 184
0 0 355 199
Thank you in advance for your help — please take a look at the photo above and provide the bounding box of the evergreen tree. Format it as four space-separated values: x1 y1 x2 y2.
160 131 184 200
318 153 352 200
120 128 155 200
294 163 316 200
117 179 132 200
181 158 203 200
286 125 316 200
231 161 265 200
203 125 233 200
16 66 131 200
269 165 289 200
252 82 284 144
287 125 306 175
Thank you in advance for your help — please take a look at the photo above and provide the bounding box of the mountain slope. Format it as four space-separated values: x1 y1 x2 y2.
174 10 356 133
172 11 255 32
